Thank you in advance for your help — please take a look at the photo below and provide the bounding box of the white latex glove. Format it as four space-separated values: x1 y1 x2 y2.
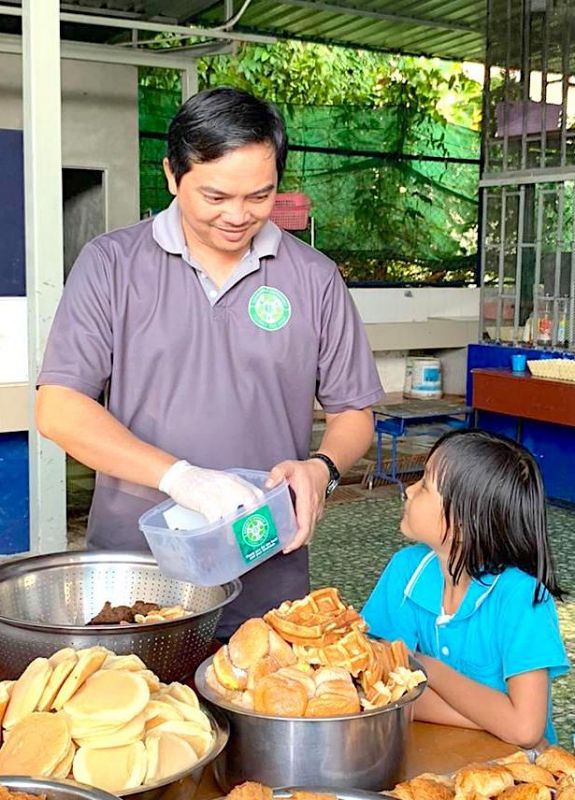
158 461 265 523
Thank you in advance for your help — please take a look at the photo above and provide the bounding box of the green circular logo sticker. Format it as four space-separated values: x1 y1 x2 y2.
248 286 291 331
241 514 270 547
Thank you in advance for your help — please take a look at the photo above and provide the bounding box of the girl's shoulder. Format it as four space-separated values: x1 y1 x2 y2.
492 566 552 604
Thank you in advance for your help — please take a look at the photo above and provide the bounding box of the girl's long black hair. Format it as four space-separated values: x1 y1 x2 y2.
427 429 563 603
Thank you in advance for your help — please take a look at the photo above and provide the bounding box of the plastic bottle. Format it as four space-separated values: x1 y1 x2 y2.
522 314 533 343
557 297 568 346
537 295 553 346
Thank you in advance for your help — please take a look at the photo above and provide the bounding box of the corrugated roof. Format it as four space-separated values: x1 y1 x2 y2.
189 1 486 61
0 1 486 61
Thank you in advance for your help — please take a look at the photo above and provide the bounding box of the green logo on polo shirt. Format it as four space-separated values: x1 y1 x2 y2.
232 505 279 564
248 286 291 331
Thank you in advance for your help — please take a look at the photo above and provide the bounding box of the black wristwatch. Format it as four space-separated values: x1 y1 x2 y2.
309 453 341 498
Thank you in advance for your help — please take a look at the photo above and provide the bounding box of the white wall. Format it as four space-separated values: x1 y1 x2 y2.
0 53 140 408
0 52 139 236
350 286 480 323
352 287 480 393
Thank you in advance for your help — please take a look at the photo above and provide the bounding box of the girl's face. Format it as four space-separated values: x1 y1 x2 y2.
400 464 450 553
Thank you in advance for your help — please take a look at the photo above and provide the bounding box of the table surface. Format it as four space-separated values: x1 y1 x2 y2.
191 722 517 799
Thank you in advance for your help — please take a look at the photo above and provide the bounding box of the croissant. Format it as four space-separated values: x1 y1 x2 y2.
454 762 514 797
389 778 454 800
504 762 556 788
497 785 552 800
536 746 575 778
227 783 273 800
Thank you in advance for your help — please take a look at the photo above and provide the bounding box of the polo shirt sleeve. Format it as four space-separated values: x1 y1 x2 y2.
361 549 420 650
315 269 383 413
498 577 569 683
37 240 113 399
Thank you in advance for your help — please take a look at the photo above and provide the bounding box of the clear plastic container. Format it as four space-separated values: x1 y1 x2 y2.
138 469 297 586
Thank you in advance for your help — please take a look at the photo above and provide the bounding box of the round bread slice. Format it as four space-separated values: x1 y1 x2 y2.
66 714 130 740
51 740 76 779
0 711 70 775
3 657 52 729
37 654 77 712
51 646 109 711
144 732 199 784
162 683 200 709
74 712 145 749
0 681 14 729
64 669 149 725
152 720 214 759
159 696 211 729
136 670 161 693
144 700 184 732
73 741 147 793
102 654 147 672
49 647 79 667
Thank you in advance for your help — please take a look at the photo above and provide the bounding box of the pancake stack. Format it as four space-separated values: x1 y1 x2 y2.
206 587 426 716
0 646 214 794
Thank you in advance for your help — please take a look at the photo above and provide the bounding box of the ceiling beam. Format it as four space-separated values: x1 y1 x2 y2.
0 4 276 44
276 0 479 34
0 32 228 67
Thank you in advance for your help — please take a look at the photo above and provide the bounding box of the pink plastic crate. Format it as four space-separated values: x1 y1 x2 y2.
270 192 311 230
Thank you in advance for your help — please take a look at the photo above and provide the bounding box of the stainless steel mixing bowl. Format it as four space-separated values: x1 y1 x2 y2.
0 551 241 682
195 655 427 792
0 776 119 800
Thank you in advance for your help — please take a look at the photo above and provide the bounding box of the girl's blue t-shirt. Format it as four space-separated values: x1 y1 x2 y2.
362 543 569 744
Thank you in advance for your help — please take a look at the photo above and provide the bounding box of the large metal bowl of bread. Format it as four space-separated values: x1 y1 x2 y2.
0 645 229 800
0 550 240 682
195 588 427 792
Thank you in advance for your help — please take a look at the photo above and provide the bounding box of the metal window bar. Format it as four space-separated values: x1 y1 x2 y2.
570 184 575 349
513 184 526 343
552 183 566 344
539 3 550 171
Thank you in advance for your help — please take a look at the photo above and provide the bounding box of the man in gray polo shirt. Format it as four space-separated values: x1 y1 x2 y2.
36 87 383 637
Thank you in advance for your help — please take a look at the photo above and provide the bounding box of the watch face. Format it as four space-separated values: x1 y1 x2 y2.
326 478 339 497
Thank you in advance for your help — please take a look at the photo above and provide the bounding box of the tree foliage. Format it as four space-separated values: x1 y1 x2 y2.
139 40 483 284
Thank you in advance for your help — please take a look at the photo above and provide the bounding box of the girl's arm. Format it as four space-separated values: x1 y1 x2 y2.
414 686 481 729
417 654 548 748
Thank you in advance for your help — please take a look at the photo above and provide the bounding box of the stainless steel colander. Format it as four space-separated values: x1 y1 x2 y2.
0 550 241 681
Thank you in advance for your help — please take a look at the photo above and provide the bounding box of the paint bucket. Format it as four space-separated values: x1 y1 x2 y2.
403 357 443 399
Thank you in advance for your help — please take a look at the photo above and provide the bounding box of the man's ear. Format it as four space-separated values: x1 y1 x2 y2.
163 158 178 196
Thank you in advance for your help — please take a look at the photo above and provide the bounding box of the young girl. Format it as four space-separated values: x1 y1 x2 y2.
362 429 569 748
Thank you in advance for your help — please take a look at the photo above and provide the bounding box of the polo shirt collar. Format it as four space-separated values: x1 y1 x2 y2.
404 548 500 621
152 198 282 260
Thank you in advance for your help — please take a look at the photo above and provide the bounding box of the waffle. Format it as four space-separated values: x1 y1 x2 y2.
264 588 366 646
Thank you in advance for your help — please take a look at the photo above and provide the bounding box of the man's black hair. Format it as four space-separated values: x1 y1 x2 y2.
166 86 288 186
426 428 563 603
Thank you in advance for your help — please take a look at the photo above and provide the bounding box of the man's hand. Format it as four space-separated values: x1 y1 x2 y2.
159 461 264 523
265 458 330 553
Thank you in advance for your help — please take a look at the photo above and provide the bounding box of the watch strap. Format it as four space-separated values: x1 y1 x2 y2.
309 453 341 497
